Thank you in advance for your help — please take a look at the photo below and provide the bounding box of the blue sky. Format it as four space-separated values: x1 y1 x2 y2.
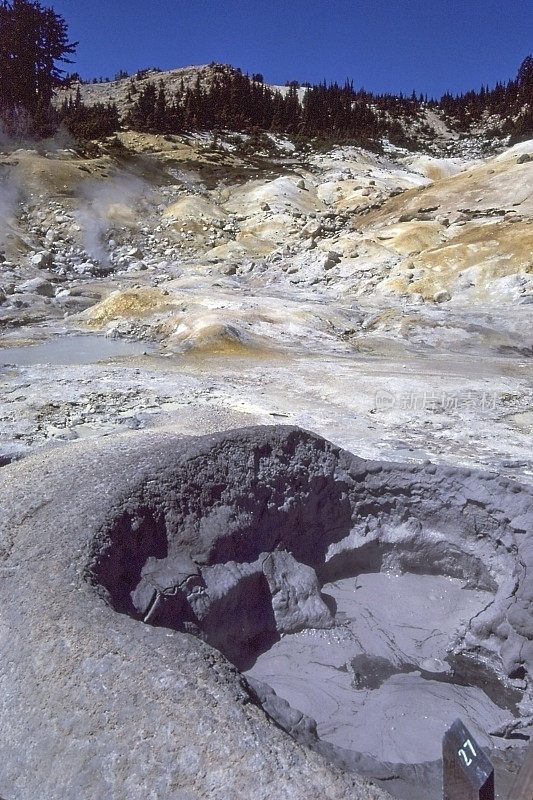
51 0 532 98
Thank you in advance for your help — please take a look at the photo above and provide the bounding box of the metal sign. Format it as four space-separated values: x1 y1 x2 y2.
443 718 495 800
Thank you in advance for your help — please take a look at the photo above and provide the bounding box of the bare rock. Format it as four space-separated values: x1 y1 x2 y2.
433 289 451 303
300 220 322 239
14 277 55 297
399 213 417 223
323 251 342 270
30 250 53 269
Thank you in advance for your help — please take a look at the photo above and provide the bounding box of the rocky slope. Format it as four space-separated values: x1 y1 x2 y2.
0 131 531 478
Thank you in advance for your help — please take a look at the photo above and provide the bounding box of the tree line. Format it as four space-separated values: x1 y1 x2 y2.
439 56 533 143
80 57 533 148
121 69 426 149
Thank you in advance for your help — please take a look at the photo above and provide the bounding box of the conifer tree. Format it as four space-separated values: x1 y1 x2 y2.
0 0 76 114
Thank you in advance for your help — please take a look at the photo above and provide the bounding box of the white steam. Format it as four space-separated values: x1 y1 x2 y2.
0 173 20 249
76 172 148 264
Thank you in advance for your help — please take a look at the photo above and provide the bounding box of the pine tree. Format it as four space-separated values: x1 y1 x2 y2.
155 80 167 131
0 0 76 115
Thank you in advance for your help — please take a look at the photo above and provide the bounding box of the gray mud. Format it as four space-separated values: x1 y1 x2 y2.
246 573 507 763
1 425 531 800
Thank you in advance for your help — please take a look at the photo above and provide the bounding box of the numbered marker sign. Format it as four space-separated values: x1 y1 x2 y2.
443 718 494 800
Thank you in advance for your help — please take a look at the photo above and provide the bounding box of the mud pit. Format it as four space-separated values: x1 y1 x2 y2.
83 426 532 800
247 573 506 765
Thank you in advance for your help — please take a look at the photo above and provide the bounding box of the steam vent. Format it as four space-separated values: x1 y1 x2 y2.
0 425 531 800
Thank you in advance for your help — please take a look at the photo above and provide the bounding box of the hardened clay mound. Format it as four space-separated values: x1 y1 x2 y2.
0 424 531 800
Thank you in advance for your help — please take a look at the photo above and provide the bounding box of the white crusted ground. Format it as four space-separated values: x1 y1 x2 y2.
0 134 531 481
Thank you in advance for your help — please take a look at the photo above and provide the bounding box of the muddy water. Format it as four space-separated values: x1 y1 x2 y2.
246 572 511 763
0 334 148 366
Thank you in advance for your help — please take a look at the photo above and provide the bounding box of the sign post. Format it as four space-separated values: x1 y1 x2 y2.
443 718 494 800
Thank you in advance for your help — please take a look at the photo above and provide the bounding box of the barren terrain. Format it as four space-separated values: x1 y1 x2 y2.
0 124 531 799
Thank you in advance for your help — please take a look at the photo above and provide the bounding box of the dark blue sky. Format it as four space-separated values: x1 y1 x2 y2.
51 0 531 99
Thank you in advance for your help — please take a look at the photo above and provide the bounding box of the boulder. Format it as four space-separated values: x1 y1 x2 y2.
433 289 451 303
323 250 342 270
30 250 53 269
14 277 55 297
299 220 322 239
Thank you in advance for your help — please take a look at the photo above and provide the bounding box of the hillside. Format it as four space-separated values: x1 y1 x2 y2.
53 58 533 157
55 63 236 118
0 128 531 469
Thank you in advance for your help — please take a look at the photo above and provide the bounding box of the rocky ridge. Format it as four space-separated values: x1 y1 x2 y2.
53 62 527 157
